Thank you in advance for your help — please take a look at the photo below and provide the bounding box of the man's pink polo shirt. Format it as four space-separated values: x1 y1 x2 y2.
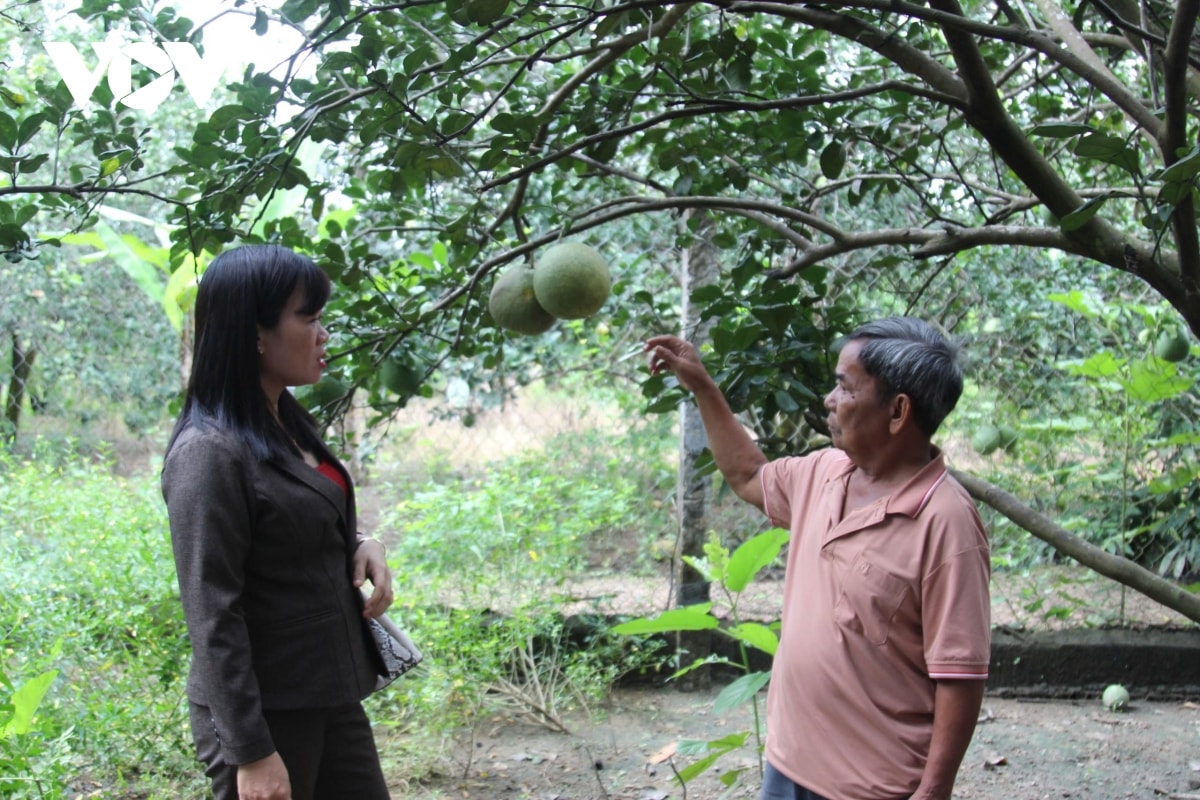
760 448 990 800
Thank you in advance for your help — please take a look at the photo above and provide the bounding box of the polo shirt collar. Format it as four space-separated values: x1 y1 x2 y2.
884 446 949 518
822 447 948 545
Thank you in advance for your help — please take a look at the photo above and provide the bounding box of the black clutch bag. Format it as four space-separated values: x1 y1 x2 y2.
366 613 423 690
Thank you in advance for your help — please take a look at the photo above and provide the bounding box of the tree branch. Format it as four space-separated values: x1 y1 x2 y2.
1027 0 1159 155
479 80 961 192
951 468 1200 624
766 224 1098 277
724 0 1162 134
1161 0 1200 302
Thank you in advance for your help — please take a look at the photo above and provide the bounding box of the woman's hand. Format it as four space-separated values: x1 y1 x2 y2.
353 537 394 618
238 752 291 800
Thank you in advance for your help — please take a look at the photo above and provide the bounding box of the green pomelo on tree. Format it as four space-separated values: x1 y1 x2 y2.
997 424 1019 451
532 241 611 320
971 424 1002 455
1154 329 1190 362
298 377 349 410
379 356 423 396
488 264 556 335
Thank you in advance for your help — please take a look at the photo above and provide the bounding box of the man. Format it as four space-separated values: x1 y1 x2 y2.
645 317 990 800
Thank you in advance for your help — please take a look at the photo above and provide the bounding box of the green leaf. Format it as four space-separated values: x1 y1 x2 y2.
727 622 779 655
1063 351 1123 378
1120 359 1192 402
17 113 44 147
467 0 508 25
678 732 750 757
0 86 26 109
1047 290 1100 318
712 323 763 355
773 389 800 414
724 527 788 592
2 670 57 738
819 141 845 180
1159 147 1200 183
676 751 723 782
713 671 771 714
1073 133 1139 173
0 111 16 150
18 153 49 174
208 104 255 132
611 603 719 634
750 303 794 338
379 355 424 397
1059 194 1108 232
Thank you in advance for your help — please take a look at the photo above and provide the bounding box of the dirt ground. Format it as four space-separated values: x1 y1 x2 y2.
378 561 1200 800
398 686 1200 800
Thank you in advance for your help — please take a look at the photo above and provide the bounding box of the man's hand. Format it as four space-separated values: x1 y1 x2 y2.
353 537 394 619
644 335 716 395
237 752 291 800
644 334 767 510
909 679 986 800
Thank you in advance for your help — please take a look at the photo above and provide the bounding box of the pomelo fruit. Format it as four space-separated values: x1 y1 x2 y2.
1154 329 1190 362
488 264 556 335
997 424 1019 452
300 377 349 410
971 424 1002 455
1102 683 1130 711
532 242 611 320
379 355 423 396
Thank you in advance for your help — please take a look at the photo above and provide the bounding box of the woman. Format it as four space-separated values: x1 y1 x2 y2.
162 245 394 800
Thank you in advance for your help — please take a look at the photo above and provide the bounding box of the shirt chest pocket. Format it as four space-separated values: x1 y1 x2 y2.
834 554 910 646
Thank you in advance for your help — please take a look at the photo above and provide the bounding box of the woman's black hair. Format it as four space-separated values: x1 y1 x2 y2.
166 244 331 461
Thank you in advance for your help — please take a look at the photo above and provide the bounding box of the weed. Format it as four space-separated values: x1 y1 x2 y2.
613 527 788 792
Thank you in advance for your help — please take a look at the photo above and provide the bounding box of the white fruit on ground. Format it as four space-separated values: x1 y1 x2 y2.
1102 683 1130 711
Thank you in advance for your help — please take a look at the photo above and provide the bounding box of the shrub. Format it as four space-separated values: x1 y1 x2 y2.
0 446 200 798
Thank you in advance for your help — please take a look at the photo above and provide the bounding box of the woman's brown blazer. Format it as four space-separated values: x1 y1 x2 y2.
162 423 381 766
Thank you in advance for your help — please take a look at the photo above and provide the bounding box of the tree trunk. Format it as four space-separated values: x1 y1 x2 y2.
4 333 36 445
673 211 720 691
952 469 1200 624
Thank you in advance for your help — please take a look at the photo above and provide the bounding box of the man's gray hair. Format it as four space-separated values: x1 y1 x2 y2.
846 317 963 437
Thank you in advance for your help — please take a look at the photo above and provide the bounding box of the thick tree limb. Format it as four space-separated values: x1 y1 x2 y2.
725 0 1162 133
951 468 1200 625
1161 0 1200 302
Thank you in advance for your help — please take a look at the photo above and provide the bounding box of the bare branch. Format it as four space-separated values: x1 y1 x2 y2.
767 224 1096 278
479 80 962 192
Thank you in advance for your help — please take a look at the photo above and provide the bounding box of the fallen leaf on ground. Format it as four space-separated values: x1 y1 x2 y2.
648 742 677 764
